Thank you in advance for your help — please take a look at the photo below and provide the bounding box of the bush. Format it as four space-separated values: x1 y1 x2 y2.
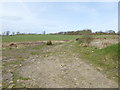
78 38 84 44
83 35 93 45
77 35 93 46
46 40 52 45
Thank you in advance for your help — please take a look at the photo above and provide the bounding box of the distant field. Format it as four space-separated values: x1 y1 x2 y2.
2 34 118 42
2 35 80 42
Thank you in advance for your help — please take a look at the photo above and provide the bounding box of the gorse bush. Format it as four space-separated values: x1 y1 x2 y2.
77 35 93 46
83 35 93 45
78 38 84 44
46 40 52 45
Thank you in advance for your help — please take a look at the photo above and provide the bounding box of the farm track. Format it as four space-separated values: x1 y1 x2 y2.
18 42 118 88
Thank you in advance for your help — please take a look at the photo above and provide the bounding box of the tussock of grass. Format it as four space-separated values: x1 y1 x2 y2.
30 52 39 55
19 77 30 80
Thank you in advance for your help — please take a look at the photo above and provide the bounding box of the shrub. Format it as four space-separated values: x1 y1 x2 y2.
77 35 93 46
78 38 84 44
46 40 52 45
83 35 93 45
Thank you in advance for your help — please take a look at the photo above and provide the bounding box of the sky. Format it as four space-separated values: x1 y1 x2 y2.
0 2 118 34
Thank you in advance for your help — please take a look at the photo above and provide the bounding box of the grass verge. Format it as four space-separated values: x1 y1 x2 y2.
73 42 119 82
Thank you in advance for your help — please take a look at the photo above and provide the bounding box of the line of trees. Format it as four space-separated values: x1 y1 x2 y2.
1 30 47 36
1 31 39 36
51 29 119 35
2 31 22 36
1 29 119 36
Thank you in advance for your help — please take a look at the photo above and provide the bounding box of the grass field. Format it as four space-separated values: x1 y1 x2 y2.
2 35 80 42
2 34 118 43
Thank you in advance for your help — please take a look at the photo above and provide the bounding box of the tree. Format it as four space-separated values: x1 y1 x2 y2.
43 31 46 35
106 30 115 34
12 32 15 36
6 31 10 36
16 32 20 35
95 31 105 35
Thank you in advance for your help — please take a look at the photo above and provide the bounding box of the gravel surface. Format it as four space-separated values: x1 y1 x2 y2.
18 43 118 88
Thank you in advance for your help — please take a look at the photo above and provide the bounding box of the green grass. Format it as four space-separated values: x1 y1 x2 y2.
74 42 119 81
19 77 30 80
30 52 39 55
2 35 81 42
2 34 118 43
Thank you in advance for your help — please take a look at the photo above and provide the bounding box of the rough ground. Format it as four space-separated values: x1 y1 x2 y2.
17 42 118 88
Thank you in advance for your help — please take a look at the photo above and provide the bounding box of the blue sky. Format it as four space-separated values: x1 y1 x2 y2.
1 2 118 34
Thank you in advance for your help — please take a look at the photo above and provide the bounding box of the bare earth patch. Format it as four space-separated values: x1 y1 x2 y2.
90 38 118 48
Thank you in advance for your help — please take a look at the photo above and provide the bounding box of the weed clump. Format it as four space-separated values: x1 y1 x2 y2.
46 40 52 45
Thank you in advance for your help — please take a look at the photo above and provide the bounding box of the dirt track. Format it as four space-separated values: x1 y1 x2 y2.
18 42 118 88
